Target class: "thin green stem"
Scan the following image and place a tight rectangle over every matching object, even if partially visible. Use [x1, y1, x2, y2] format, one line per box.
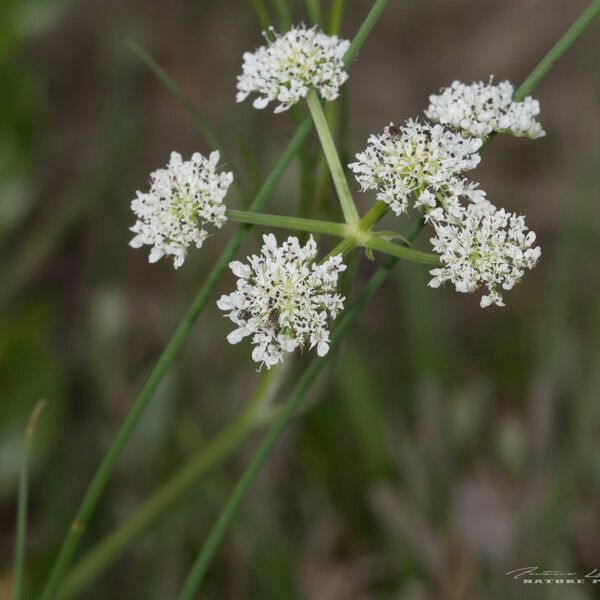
[251, 0, 272, 30]
[341, 0, 388, 68]
[515, 0, 600, 101]
[304, 0, 322, 25]
[306, 90, 359, 223]
[480, 0, 600, 152]
[359, 201, 389, 231]
[128, 41, 220, 150]
[272, 0, 291, 30]
[176, 248, 413, 600]
[14, 400, 46, 600]
[226, 210, 437, 266]
[362, 235, 439, 266]
[288, 104, 317, 241]
[328, 0, 346, 35]
[226, 209, 348, 238]
[326, 200, 391, 259]
[40, 5, 391, 596]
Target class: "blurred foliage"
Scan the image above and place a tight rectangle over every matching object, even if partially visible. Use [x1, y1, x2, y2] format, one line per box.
[1, 0, 600, 599]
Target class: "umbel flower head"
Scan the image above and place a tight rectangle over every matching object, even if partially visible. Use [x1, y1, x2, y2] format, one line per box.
[428, 201, 541, 308]
[236, 24, 350, 113]
[349, 119, 483, 216]
[425, 79, 545, 139]
[217, 234, 346, 369]
[129, 151, 233, 268]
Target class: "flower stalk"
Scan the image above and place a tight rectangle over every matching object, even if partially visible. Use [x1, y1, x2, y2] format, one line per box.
[226, 209, 439, 265]
[306, 90, 360, 224]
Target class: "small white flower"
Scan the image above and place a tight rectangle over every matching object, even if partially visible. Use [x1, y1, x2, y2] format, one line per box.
[428, 201, 541, 308]
[425, 79, 545, 139]
[236, 25, 350, 113]
[218, 234, 346, 368]
[129, 151, 233, 268]
[349, 120, 482, 216]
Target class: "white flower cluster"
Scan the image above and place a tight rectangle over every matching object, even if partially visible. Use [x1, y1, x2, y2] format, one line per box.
[130, 151, 233, 268]
[218, 234, 346, 368]
[349, 120, 483, 216]
[236, 25, 350, 113]
[425, 79, 545, 139]
[429, 201, 541, 308]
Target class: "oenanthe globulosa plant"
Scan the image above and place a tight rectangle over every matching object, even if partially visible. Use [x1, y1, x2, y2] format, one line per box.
[31, 1, 599, 598]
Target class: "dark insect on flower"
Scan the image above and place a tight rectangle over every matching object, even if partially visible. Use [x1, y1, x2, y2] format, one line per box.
[266, 308, 280, 330]
[388, 124, 403, 137]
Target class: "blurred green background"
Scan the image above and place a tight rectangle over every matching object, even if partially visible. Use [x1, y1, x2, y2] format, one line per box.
[1, 0, 599, 598]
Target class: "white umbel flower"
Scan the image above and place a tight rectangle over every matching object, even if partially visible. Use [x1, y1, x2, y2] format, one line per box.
[129, 151, 233, 269]
[425, 79, 545, 139]
[349, 120, 482, 216]
[236, 25, 350, 113]
[218, 234, 346, 368]
[428, 201, 541, 308]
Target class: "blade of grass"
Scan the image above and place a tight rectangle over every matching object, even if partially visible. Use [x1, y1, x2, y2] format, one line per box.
[14, 400, 47, 600]
[40, 4, 392, 596]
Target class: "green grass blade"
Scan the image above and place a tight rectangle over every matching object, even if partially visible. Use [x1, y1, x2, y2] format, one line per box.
[13, 400, 46, 600]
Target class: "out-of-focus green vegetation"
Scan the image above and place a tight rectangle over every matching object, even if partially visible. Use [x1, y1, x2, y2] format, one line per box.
[1, 1, 599, 598]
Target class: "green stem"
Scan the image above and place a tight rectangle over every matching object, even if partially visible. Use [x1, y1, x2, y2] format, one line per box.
[226, 209, 438, 265]
[14, 401, 46, 600]
[59, 369, 283, 599]
[362, 235, 439, 266]
[306, 90, 360, 224]
[250, 0, 272, 30]
[480, 0, 600, 152]
[40, 4, 391, 596]
[514, 0, 600, 101]
[326, 200, 392, 259]
[128, 41, 220, 150]
[226, 209, 348, 238]
[359, 201, 389, 231]
[272, 0, 291, 30]
[341, 0, 389, 68]
[328, 0, 346, 35]
[176, 250, 414, 600]
[304, 0, 322, 25]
